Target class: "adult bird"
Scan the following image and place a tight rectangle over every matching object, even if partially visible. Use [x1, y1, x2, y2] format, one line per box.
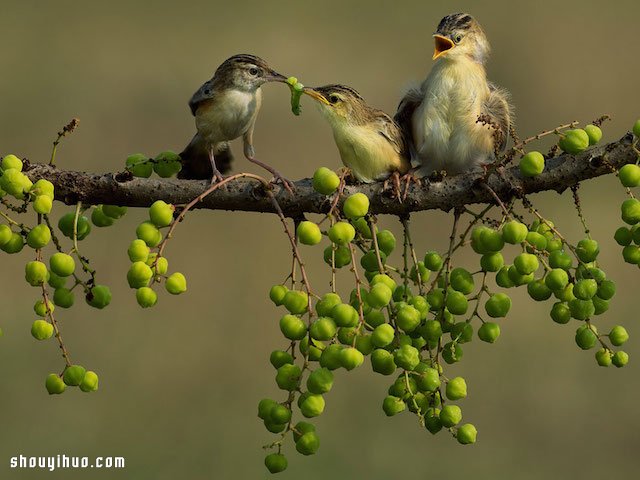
[395, 13, 513, 176]
[178, 54, 293, 191]
[303, 84, 410, 184]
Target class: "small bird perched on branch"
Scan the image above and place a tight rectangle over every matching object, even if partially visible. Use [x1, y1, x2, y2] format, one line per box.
[395, 13, 513, 176]
[303, 84, 410, 183]
[178, 54, 293, 191]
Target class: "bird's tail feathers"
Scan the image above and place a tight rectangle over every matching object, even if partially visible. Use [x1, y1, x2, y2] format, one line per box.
[177, 134, 233, 179]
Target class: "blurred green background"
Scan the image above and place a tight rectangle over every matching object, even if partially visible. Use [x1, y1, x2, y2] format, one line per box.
[1, 0, 639, 478]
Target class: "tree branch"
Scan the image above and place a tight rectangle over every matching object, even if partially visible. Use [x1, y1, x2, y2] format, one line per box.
[22, 134, 636, 217]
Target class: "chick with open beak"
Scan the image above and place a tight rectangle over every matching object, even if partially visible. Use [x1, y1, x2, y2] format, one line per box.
[303, 84, 410, 184]
[395, 13, 513, 176]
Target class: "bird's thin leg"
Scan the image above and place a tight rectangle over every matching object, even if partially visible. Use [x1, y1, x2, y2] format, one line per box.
[243, 141, 294, 194]
[383, 171, 403, 202]
[400, 168, 422, 201]
[209, 146, 225, 184]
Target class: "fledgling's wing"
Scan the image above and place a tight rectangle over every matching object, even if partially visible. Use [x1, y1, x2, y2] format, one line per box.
[373, 109, 411, 173]
[483, 83, 514, 152]
[188, 78, 216, 116]
[394, 87, 423, 160]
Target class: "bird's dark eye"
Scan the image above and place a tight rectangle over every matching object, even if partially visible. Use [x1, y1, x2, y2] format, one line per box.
[454, 33, 464, 43]
[329, 95, 340, 104]
[249, 67, 259, 76]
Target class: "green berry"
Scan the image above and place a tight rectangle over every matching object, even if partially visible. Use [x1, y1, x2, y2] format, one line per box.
[149, 200, 174, 227]
[376, 230, 396, 256]
[382, 396, 406, 416]
[86, 285, 112, 309]
[352, 217, 372, 238]
[558, 129, 589, 154]
[0, 224, 11, 246]
[527, 279, 552, 301]
[91, 205, 115, 227]
[296, 221, 322, 245]
[502, 220, 528, 244]
[525, 231, 547, 253]
[63, 365, 86, 386]
[446, 291, 468, 316]
[315, 293, 341, 316]
[446, 376, 467, 400]
[258, 398, 278, 419]
[79, 371, 99, 392]
[614, 226, 633, 246]
[332, 303, 358, 327]
[495, 266, 515, 288]
[279, 314, 307, 340]
[340, 347, 364, 370]
[415, 368, 440, 392]
[545, 268, 569, 291]
[312, 167, 340, 195]
[292, 421, 315, 443]
[34, 299, 54, 317]
[33, 195, 53, 215]
[31, 320, 54, 340]
[575, 325, 597, 350]
[595, 348, 612, 367]
[269, 350, 294, 369]
[269, 404, 292, 424]
[450, 268, 474, 294]
[367, 283, 392, 309]
[396, 305, 421, 332]
[328, 222, 355, 245]
[309, 317, 337, 341]
[514, 253, 539, 275]
[343, 192, 369, 219]
[425, 410, 443, 434]
[370, 349, 397, 375]
[622, 198, 640, 225]
[264, 453, 288, 474]
[26, 224, 51, 249]
[307, 367, 334, 394]
[508, 265, 534, 286]
[485, 293, 511, 318]
[554, 283, 575, 302]
[166, 271, 187, 294]
[300, 394, 325, 418]
[612, 351, 629, 367]
[424, 251, 443, 271]
[569, 299, 595, 320]
[609, 326, 629, 346]
[584, 124, 602, 145]
[45, 374, 66, 395]
[275, 364, 301, 391]
[479, 228, 505, 253]
[319, 344, 343, 370]
[574, 279, 597, 300]
[548, 250, 573, 270]
[25, 261, 48, 286]
[619, 164, 640, 187]
[457, 423, 478, 445]
[127, 239, 150, 262]
[148, 255, 168, 275]
[126, 153, 153, 178]
[136, 287, 157, 308]
[101, 205, 127, 219]
[153, 151, 182, 177]
[136, 222, 162, 247]
[296, 431, 320, 455]
[0, 168, 30, 198]
[49, 253, 75, 277]
[439, 405, 462, 427]
[634, 119, 640, 138]
[58, 213, 91, 240]
[576, 238, 599, 262]
[372, 323, 395, 348]
[478, 322, 500, 343]
[53, 288, 74, 308]
[360, 250, 384, 272]
[31, 179, 54, 198]
[127, 261, 153, 288]
[323, 245, 351, 268]
[47, 271, 66, 289]
[480, 252, 504, 272]
[2, 154, 22, 171]
[520, 151, 545, 177]
[393, 344, 420, 371]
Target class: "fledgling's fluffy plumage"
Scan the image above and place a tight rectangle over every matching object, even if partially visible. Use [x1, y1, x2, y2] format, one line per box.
[395, 13, 513, 175]
[305, 84, 410, 183]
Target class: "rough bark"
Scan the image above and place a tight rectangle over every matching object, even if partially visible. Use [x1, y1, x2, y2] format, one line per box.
[22, 134, 636, 217]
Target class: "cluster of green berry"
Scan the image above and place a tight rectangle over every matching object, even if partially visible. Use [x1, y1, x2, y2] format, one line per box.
[126, 200, 187, 307]
[614, 120, 640, 269]
[519, 124, 602, 177]
[0, 154, 119, 394]
[125, 151, 182, 178]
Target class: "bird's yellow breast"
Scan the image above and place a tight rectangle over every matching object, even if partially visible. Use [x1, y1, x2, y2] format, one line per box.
[331, 123, 404, 183]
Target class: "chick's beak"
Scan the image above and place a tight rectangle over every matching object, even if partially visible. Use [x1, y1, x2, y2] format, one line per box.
[303, 87, 330, 105]
[266, 70, 288, 83]
[433, 34, 455, 60]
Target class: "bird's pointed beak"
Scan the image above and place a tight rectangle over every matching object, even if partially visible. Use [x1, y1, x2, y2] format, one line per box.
[433, 34, 455, 60]
[303, 87, 330, 105]
[265, 70, 288, 83]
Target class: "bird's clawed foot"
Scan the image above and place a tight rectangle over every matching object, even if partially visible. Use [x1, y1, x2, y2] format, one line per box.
[384, 170, 422, 202]
[270, 172, 295, 195]
[209, 169, 225, 185]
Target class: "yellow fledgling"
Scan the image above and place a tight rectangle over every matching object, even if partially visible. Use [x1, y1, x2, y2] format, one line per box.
[304, 84, 410, 183]
[395, 13, 513, 175]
